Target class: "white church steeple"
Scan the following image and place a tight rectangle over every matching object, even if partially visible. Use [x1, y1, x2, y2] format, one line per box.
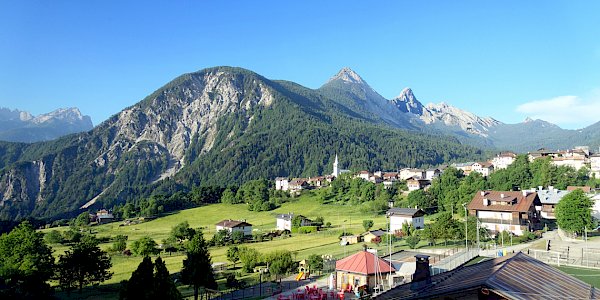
[332, 154, 339, 177]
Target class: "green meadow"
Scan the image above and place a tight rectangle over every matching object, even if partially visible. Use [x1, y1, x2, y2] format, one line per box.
[42, 192, 413, 285]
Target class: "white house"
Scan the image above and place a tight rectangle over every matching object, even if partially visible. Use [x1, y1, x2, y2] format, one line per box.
[276, 213, 293, 231]
[387, 208, 425, 232]
[592, 194, 600, 220]
[275, 177, 289, 191]
[215, 219, 253, 236]
[425, 168, 441, 180]
[399, 168, 425, 180]
[358, 171, 371, 180]
[589, 153, 600, 178]
[276, 213, 311, 231]
[492, 152, 516, 170]
[471, 162, 494, 177]
[406, 177, 431, 192]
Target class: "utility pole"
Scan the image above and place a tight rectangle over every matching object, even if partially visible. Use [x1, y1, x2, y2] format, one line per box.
[476, 218, 480, 253]
[462, 203, 468, 250]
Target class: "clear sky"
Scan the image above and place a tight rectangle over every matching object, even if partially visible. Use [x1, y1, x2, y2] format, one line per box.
[1, 1, 600, 129]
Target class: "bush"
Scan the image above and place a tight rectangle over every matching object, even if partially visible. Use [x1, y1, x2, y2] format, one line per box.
[298, 226, 318, 234]
[405, 235, 421, 249]
[338, 231, 354, 238]
[44, 230, 64, 244]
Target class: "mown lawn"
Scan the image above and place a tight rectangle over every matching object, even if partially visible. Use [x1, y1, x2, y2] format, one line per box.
[555, 266, 600, 288]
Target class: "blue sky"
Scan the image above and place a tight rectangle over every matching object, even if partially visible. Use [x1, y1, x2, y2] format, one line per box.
[1, 1, 600, 129]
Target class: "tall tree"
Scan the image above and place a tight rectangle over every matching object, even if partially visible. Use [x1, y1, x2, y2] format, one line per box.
[556, 189, 594, 235]
[0, 221, 54, 299]
[181, 231, 217, 300]
[56, 235, 113, 293]
[153, 257, 182, 300]
[122, 256, 154, 300]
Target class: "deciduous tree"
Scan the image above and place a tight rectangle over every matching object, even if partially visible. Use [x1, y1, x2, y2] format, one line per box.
[556, 189, 594, 235]
[56, 235, 113, 293]
[0, 221, 54, 299]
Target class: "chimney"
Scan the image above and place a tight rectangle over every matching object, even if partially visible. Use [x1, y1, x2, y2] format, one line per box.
[483, 198, 489, 206]
[411, 255, 431, 289]
[538, 186, 543, 191]
[500, 193, 505, 198]
[549, 186, 554, 191]
[480, 191, 485, 196]
[522, 190, 527, 197]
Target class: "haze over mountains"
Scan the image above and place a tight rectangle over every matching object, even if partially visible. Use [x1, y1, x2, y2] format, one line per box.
[0, 66, 598, 221]
[327, 67, 600, 152]
[0, 107, 93, 143]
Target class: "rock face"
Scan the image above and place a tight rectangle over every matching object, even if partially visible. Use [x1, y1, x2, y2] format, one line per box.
[390, 88, 500, 137]
[0, 107, 93, 142]
[0, 67, 277, 219]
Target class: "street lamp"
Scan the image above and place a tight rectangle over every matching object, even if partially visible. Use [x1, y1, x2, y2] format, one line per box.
[462, 203, 468, 250]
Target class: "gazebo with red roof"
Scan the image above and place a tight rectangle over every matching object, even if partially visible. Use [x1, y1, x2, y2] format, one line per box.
[335, 250, 396, 292]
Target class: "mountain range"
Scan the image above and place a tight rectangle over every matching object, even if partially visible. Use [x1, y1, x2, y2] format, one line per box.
[0, 107, 93, 143]
[0, 66, 598, 221]
[327, 68, 600, 152]
[0, 67, 484, 221]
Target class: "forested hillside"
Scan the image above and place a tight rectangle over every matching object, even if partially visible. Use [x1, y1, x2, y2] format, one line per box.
[0, 67, 483, 221]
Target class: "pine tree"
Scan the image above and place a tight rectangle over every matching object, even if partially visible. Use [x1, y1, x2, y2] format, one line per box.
[153, 257, 182, 300]
[182, 231, 217, 300]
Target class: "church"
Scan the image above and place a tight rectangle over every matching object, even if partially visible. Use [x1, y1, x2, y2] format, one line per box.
[331, 154, 350, 177]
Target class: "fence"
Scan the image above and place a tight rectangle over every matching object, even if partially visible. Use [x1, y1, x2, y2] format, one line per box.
[215, 278, 315, 300]
[524, 248, 600, 269]
[430, 249, 479, 275]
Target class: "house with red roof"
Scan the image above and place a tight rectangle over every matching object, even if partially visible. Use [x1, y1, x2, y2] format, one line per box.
[335, 250, 396, 292]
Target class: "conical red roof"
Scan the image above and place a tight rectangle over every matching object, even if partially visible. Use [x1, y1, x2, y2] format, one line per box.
[336, 251, 396, 275]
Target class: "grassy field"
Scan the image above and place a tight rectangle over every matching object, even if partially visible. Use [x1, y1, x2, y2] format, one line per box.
[555, 266, 600, 288]
[41, 192, 411, 284]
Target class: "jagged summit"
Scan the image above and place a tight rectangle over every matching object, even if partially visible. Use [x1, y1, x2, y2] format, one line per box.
[0, 107, 93, 143]
[391, 87, 424, 115]
[396, 87, 415, 100]
[524, 117, 534, 123]
[327, 67, 365, 84]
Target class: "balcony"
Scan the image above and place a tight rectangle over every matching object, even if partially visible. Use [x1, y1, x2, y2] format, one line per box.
[478, 218, 528, 226]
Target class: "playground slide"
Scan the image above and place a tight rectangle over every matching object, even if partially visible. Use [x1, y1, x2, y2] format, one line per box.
[296, 272, 304, 281]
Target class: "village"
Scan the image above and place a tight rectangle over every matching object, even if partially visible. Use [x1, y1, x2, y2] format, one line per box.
[14, 146, 600, 299]
[207, 147, 600, 299]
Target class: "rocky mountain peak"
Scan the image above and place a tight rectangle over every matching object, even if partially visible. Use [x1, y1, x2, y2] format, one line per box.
[32, 107, 92, 125]
[327, 67, 365, 84]
[524, 117, 534, 123]
[391, 87, 424, 115]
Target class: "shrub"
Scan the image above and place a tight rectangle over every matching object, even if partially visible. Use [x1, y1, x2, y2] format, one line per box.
[298, 226, 318, 234]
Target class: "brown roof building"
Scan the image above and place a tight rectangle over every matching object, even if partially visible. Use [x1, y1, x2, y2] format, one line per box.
[467, 190, 541, 236]
[374, 252, 599, 300]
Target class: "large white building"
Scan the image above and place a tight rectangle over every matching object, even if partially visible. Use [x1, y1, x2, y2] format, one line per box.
[491, 152, 516, 170]
[387, 208, 425, 232]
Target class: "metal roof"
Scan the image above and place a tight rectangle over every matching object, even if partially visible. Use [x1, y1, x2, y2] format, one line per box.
[374, 252, 599, 300]
[537, 189, 571, 204]
[387, 208, 424, 217]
